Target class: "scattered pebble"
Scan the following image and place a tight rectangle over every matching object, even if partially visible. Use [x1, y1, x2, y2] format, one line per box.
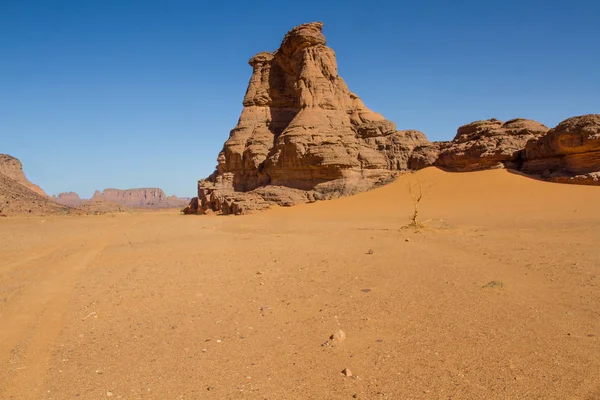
[405, 238, 410, 242]
[95, 369, 103, 374]
[331, 329, 346, 342]
[366, 249, 374, 255]
[106, 392, 113, 397]
[361, 289, 372, 293]
[342, 368, 352, 377]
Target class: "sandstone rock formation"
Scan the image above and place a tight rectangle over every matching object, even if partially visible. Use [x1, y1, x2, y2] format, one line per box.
[434, 118, 549, 172]
[522, 114, 600, 185]
[0, 154, 47, 196]
[188, 23, 599, 216]
[197, 22, 430, 214]
[408, 115, 600, 186]
[91, 188, 189, 208]
[0, 155, 74, 216]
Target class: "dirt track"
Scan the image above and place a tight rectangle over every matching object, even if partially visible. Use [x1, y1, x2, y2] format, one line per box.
[1, 168, 599, 399]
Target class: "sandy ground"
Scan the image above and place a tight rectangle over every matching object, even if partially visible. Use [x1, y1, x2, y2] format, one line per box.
[1, 167, 599, 399]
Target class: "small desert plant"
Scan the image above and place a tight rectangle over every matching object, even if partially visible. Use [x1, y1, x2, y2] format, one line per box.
[405, 177, 426, 230]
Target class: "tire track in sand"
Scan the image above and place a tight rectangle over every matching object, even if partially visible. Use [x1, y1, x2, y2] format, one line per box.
[0, 223, 123, 399]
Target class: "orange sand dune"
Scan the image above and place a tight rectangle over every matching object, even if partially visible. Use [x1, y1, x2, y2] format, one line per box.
[1, 168, 599, 399]
[274, 167, 600, 224]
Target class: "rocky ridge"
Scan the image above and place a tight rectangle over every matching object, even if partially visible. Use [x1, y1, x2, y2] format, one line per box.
[187, 22, 599, 215]
[90, 188, 189, 208]
[434, 118, 549, 172]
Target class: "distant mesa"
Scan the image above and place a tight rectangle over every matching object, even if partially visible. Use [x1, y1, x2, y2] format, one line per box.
[53, 192, 83, 207]
[90, 188, 190, 208]
[186, 21, 600, 215]
[55, 188, 190, 209]
[0, 153, 189, 216]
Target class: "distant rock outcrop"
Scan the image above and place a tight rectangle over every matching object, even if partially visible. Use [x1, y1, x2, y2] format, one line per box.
[197, 22, 431, 214]
[53, 192, 83, 207]
[0, 155, 74, 216]
[0, 154, 48, 196]
[91, 188, 189, 208]
[434, 118, 549, 171]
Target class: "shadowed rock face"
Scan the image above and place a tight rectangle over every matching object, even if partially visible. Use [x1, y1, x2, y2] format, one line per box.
[522, 114, 600, 184]
[0, 154, 47, 196]
[198, 22, 430, 214]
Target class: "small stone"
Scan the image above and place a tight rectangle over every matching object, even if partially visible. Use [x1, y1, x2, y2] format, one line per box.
[256, 271, 263, 275]
[331, 329, 346, 342]
[405, 238, 410, 242]
[207, 386, 216, 391]
[216, 339, 222, 343]
[361, 288, 371, 293]
[95, 369, 103, 374]
[366, 249, 374, 255]
[106, 392, 113, 397]
[342, 368, 352, 377]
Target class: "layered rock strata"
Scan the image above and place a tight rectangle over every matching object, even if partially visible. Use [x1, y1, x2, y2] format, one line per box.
[0, 154, 47, 196]
[197, 22, 430, 214]
[435, 118, 549, 171]
[521, 114, 600, 185]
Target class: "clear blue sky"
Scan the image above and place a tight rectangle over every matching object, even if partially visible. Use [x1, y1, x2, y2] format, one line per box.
[2, 0, 598, 197]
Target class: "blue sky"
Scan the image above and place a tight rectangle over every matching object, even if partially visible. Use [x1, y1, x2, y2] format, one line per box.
[1, 0, 598, 197]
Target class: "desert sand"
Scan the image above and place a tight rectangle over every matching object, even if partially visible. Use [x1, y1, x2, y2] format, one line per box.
[1, 168, 599, 399]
